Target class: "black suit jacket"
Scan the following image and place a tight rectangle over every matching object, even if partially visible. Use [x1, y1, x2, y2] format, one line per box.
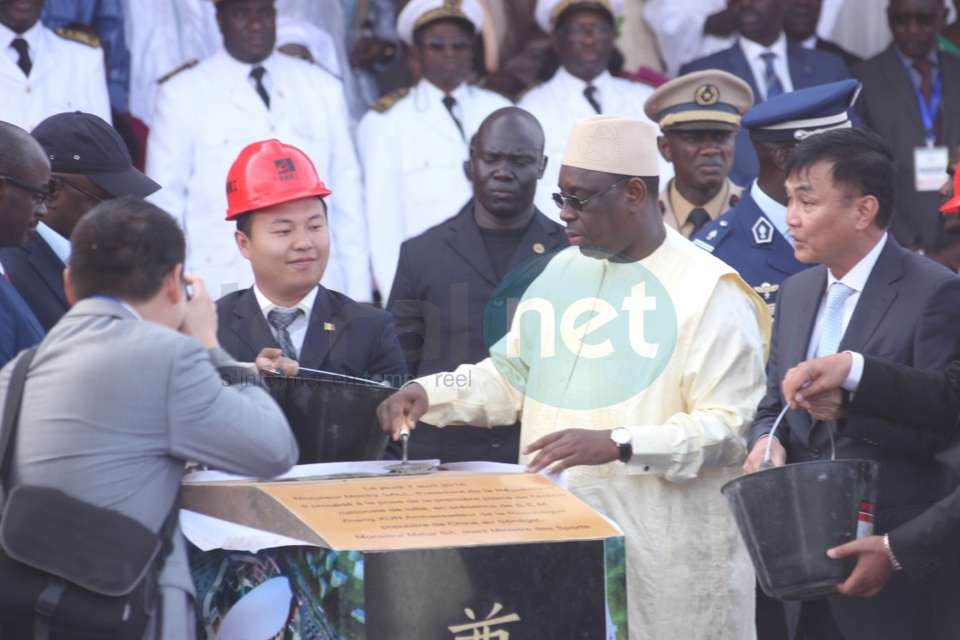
[852, 46, 960, 251]
[0, 232, 70, 331]
[387, 203, 567, 463]
[217, 285, 407, 385]
[680, 39, 852, 185]
[750, 237, 960, 640]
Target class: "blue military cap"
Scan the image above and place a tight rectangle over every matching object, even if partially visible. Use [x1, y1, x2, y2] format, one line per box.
[742, 79, 861, 143]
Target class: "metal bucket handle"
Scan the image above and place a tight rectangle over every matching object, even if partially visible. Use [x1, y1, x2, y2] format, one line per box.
[761, 386, 835, 469]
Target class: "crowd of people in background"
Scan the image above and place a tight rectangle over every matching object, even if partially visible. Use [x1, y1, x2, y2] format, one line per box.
[5, 0, 960, 639]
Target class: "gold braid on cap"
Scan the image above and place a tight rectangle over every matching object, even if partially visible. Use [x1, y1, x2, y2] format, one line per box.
[414, 0, 469, 30]
[550, 0, 614, 30]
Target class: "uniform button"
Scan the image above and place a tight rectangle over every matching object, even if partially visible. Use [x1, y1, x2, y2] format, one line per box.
[25, 86, 31, 94]
[491, 439, 501, 448]
[493, 297, 504, 307]
[810, 448, 821, 459]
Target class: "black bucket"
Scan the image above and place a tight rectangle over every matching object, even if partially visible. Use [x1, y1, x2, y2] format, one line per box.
[721, 459, 879, 601]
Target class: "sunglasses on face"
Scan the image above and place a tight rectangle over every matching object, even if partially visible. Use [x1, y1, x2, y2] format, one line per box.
[0, 175, 51, 206]
[552, 177, 631, 212]
[555, 25, 615, 41]
[889, 12, 939, 26]
[423, 38, 472, 52]
[52, 176, 106, 203]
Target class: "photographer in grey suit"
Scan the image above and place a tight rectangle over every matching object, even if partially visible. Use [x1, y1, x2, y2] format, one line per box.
[0, 197, 298, 639]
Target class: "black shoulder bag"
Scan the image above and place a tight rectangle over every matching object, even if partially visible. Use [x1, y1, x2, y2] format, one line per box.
[0, 347, 181, 640]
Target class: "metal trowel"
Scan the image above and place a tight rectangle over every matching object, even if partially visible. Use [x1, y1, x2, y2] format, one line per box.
[385, 427, 435, 475]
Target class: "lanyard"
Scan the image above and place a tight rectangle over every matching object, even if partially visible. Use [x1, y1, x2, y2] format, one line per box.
[900, 54, 943, 145]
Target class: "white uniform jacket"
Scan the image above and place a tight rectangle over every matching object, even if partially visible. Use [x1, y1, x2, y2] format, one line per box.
[356, 78, 510, 298]
[146, 48, 371, 301]
[519, 67, 673, 219]
[0, 21, 111, 131]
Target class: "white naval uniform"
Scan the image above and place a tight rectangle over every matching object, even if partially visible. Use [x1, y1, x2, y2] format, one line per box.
[356, 78, 511, 298]
[146, 48, 371, 301]
[519, 67, 674, 220]
[0, 21, 111, 132]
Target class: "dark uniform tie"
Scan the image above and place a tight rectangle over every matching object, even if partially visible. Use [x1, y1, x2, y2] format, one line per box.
[688, 207, 711, 236]
[268, 308, 303, 359]
[442, 95, 465, 140]
[11, 37, 31, 77]
[584, 85, 602, 114]
[250, 66, 270, 109]
[760, 52, 783, 99]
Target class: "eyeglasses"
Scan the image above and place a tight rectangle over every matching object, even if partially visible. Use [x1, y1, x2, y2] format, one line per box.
[889, 12, 939, 26]
[556, 25, 615, 41]
[0, 175, 51, 206]
[52, 176, 107, 203]
[552, 177, 631, 212]
[422, 38, 472, 52]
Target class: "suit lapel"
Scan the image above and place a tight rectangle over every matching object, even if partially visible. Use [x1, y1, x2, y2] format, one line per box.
[786, 43, 817, 89]
[507, 209, 565, 271]
[26, 234, 68, 307]
[444, 202, 500, 287]
[229, 288, 278, 358]
[838, 239, 901, 353]
[298, 287, 340, 369]
[879, 45, 926, 125]
[788, 267, 828, 369]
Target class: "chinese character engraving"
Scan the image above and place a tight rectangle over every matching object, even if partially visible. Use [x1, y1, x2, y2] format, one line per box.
[448, 603, 521, 640]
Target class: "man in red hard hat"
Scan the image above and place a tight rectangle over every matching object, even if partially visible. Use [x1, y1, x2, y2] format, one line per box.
[216, 139, 407, 388]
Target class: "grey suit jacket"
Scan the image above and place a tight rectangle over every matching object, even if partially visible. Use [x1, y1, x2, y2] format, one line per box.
[749, 236, 960, 639]
[852, 46, 960, 251]
[0, 298, 298, 637]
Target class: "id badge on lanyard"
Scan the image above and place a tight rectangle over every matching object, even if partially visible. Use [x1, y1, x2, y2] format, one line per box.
[907, 56, 949, 191]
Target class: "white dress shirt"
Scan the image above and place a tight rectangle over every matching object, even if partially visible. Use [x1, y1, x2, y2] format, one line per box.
[739, 33, 794, 100]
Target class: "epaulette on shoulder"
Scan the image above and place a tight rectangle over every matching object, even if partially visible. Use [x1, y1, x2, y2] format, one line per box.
[157, 59, 199, 84]
[370, 87, 410, 113]
[692, 219, 733, 254]
[54, 27, 101, 48]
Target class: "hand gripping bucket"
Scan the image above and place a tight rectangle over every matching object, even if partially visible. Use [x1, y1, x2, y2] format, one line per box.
[721, 405, 880, 600]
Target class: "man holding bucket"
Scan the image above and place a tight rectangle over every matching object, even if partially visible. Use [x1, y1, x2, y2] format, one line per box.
[743, 127, 960, 640]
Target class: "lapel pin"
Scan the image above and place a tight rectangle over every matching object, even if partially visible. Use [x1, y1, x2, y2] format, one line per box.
[533, 242, 545, 254]
[323, 322, 336, 331]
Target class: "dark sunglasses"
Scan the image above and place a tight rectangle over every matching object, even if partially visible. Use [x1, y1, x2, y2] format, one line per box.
[555, 25, 615, 41]
[552, 177, 631, 212]
[0, 175, 51, 206]
[52, 176, 106, 203]
[889, 12, 939, 26]
[423, 38, 472, 52]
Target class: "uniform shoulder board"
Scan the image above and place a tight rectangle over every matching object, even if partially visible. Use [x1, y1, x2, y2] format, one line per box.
[370, 87, 410, 113]
[54, 27, 101, 48]
[157, 59, 199, 84]
[692, 218, 733, 253]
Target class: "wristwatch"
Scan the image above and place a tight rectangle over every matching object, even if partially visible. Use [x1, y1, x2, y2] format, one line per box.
[610, 427, 633, 463]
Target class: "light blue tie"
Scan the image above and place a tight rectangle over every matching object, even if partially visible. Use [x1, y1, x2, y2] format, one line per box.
[815, 282, 855, 358]
[760, 51, 784, 99]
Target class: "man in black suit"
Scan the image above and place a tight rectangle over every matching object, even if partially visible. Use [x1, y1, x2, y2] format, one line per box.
[216, 138, 406, 387]
[783, 0, 862, 69]
[0, 111, 160, 331]
[387, 107, 566, 463]
[743, 127, 960, 640]
[851, 0, 960, 254]
[680, 0, 851, 185]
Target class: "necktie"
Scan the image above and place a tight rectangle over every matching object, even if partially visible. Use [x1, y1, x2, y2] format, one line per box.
[760, 52, 783, 100]
[913, 59, 934, 103]
[688, 208, 711, 236]
[584, 85, 602, 114]
[250, 66, 270, 109]
[814, 282, 855, 358]
[442, 95, 465, 140]
[11, 37, 31, 77]
[268, 308, 304, 359]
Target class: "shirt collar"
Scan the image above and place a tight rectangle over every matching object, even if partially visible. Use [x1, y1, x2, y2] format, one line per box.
[417, 76, 467, 101]
[36, 222, 70, 264]
[668, 179, 732, 229]
[0, 20, 40, 53]
[253, 283, 316, 319]
[554, 66, 612, 92]
[219, 46, 276, 77]
[827, 232, 888, 291]
[749, 181, 790, 240]
[893, 44, 939, 70]
[739, 32, 788, 63]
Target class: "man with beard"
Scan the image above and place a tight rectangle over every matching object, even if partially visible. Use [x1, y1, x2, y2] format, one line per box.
[644, 70, 754, 238]
[387, 107, 567, 463]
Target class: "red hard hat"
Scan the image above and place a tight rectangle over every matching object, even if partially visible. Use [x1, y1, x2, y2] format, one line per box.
[225, 139, 332, 220]
[941, 171, 960, 214]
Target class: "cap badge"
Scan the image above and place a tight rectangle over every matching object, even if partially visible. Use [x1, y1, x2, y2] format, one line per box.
[751, 217, 774, 245]
[695, 84, 720, 107]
